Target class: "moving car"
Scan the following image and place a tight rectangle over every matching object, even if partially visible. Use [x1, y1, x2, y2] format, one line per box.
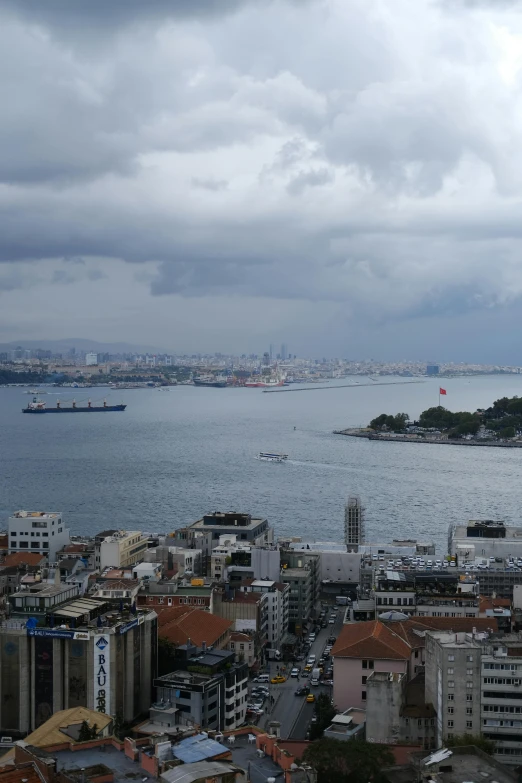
[271, 675, 286, 684]
[290, 667, 300, 678]
[306, 694, 315, 703]
[295, 686, 309, 696]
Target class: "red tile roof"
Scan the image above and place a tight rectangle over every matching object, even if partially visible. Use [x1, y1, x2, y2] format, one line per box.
[159, 608, 232, 647]
[479, 596, 511, 613]
[331, 620, 411, 660]
[332, 617, 498, 659]
[2, 553, 46, 567]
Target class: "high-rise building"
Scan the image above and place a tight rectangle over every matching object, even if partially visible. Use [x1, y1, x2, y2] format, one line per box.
[85, 353, 98, 366]
[281, 343, 287, 361]
[426, 364, 440, 375]
[344, 496, 365, 552]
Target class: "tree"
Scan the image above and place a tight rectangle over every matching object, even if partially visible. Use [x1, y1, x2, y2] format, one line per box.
[309, 692, 336, 740]
[78, 720, 98, 741]
[499, 426, 515, 439]
[446, 733, 495, 755]
[369, 412, 409, 432]
[301, 738, 394, 783]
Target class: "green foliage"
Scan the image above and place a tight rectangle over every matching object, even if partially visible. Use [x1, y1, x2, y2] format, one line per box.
[369, 412, 409, 432]
[418, 406, 478, 431]
[446, 733, 495, 755]
[301, 738, 394, 783]
[78, 720, 98, 741]
[0, 369, 45, 385]
[499, 426, 515, 439]
[158, 636, 177, 676]
[309, 692, 337, 740]
[113, 711, 129, 741]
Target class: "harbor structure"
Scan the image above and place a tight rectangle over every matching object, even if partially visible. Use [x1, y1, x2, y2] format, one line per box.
[8, 511, 71, 563]
[344, 496, 365, 552]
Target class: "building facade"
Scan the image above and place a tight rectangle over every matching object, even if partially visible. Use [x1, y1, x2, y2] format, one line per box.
[8, 511, 71, 562]
[0, 609, 157, 734]
[95, 530, 149, 570]
[249, 580, 290, 652]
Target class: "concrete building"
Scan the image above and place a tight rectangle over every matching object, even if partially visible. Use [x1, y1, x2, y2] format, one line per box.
[280, 567, 313, 635]
[213, 586, 268, 649]
[366, 670, 436, 749]
[344, 496, 365, 552]
[154, 646, 248, 731]
[249, 580, 290, 651]
[287, 541, 361, 585]
[449, 520, 522, 561]
[324, 708, 366, 741]
[8, 511, 71, 562]
[481, 636, 522, 764]
[210, 537, 280, 584]
[0, 605, 157, 734]
[95, 530, 148, 570]
[375, 572, 480, 618]
[424, 630, 483, 747]
[85, 352, 98, 365]
[138, 581, 214, 613]
[170, 512, 274, 574]
[229, 631, 255, 668]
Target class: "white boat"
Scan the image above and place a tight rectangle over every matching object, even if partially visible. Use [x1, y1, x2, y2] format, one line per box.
[257, 452, 289, 462]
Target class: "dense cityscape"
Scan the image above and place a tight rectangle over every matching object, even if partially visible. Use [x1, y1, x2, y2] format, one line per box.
[0, 502, 521, 781]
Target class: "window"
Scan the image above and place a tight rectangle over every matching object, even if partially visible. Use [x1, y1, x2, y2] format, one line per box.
[466, 682, 473, 689]
[448, 655, 455, 662]
[466, 694, 473, 702]
[447, 694, 454, 701]
[467, 655, 473, 662]
[448, 681, 455, 688]
[466, 721, 473, 729]
[362, 661, 367, 669]
[19, 542, 28, 549]
[466, 669, 473, 675]
[466, 707, 473, 715]
[447, 668, 454, 675]
[447, 720, 454, 728]
[368, 660, 374, 669]
[42, 543, 48, 549]
[362, 691, 366, 701]
[447, 733, 454, 740]
[362, 676, 367, 685]
[448, 707, 454, 714]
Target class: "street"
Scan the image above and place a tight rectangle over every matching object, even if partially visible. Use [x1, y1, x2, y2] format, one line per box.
[254, 604, 345, 740]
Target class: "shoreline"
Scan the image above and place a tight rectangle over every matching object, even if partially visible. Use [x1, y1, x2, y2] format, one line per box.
[333, 428, 522, 448]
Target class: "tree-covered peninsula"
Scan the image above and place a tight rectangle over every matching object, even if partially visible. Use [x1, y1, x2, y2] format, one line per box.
[369, 395, 522, 440]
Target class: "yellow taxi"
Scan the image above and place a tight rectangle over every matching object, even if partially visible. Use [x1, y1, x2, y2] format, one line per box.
[306, 693, 315, 703]
[303, 664, 312, 673]
[271, 675, 286, 684]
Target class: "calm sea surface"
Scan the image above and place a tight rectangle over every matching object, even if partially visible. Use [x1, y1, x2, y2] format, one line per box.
[2, 376, 522, 555]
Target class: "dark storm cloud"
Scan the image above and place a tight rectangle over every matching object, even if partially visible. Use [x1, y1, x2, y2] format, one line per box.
[2, 0, 522, 354]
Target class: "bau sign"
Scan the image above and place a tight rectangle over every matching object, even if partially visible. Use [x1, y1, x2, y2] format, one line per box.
[93, 635, 110, 714]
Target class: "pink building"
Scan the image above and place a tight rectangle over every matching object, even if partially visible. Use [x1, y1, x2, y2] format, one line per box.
[332, 620, 410, 710]
[331, 616, 497, 712]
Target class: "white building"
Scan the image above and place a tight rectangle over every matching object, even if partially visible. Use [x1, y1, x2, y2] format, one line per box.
[288, 541, 361, 583]
[95, 530, 148, 569]
[85, 352, 98, 366]
[449, 520, 522, 561]
[210, 536, 280, 583]
[249, 579, 290, 650]
[8, 510, 71, 562]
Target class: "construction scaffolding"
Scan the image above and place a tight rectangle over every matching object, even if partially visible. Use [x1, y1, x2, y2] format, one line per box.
[344, 495, 365, 552]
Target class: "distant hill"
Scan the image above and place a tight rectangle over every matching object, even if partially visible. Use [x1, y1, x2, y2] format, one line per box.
[0, 338, 168, 354]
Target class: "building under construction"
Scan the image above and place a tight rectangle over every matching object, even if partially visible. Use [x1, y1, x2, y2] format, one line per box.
[344, 496, 365, 552]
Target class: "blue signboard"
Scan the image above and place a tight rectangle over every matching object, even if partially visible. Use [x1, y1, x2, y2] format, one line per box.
[27, 628, 89, 640]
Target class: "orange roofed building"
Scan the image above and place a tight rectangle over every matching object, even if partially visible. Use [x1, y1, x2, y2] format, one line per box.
[158, 606, 232, 649]
[332, 616, 497, 711]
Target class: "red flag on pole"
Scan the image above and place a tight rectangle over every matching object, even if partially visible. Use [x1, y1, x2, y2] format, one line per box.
[439, 388, 447, 395]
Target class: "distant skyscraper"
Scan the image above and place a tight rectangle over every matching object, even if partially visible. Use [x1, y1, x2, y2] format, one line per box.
[269, 344, 274, 362]
[281, 343, 287, 361]
[85, 352, 98, 366]
[344, 496, 365, 552]
[426, 364, 440, 376]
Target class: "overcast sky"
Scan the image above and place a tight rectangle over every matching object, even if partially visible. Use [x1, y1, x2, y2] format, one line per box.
[2, 0, 522, 360]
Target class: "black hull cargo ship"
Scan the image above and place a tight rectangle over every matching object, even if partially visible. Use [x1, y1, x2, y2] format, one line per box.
[23, 397, 126, 413]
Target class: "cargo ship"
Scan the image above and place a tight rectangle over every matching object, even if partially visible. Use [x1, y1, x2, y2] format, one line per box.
[245, 375, 285, 388]
[23, 397, 126, 413]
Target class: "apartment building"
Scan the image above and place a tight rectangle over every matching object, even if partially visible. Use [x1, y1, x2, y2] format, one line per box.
[249, 579, 290, 651]
[424, 631, 482, 747]
[375, 572, 480, 618]
[210, 537, 280, 584]
[95, 530, 148, 569]
[449, 520, 522, 561]
[481, 637, 522, 764]
[8, 511, 71, 562]
[154, 646, 248, 731]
